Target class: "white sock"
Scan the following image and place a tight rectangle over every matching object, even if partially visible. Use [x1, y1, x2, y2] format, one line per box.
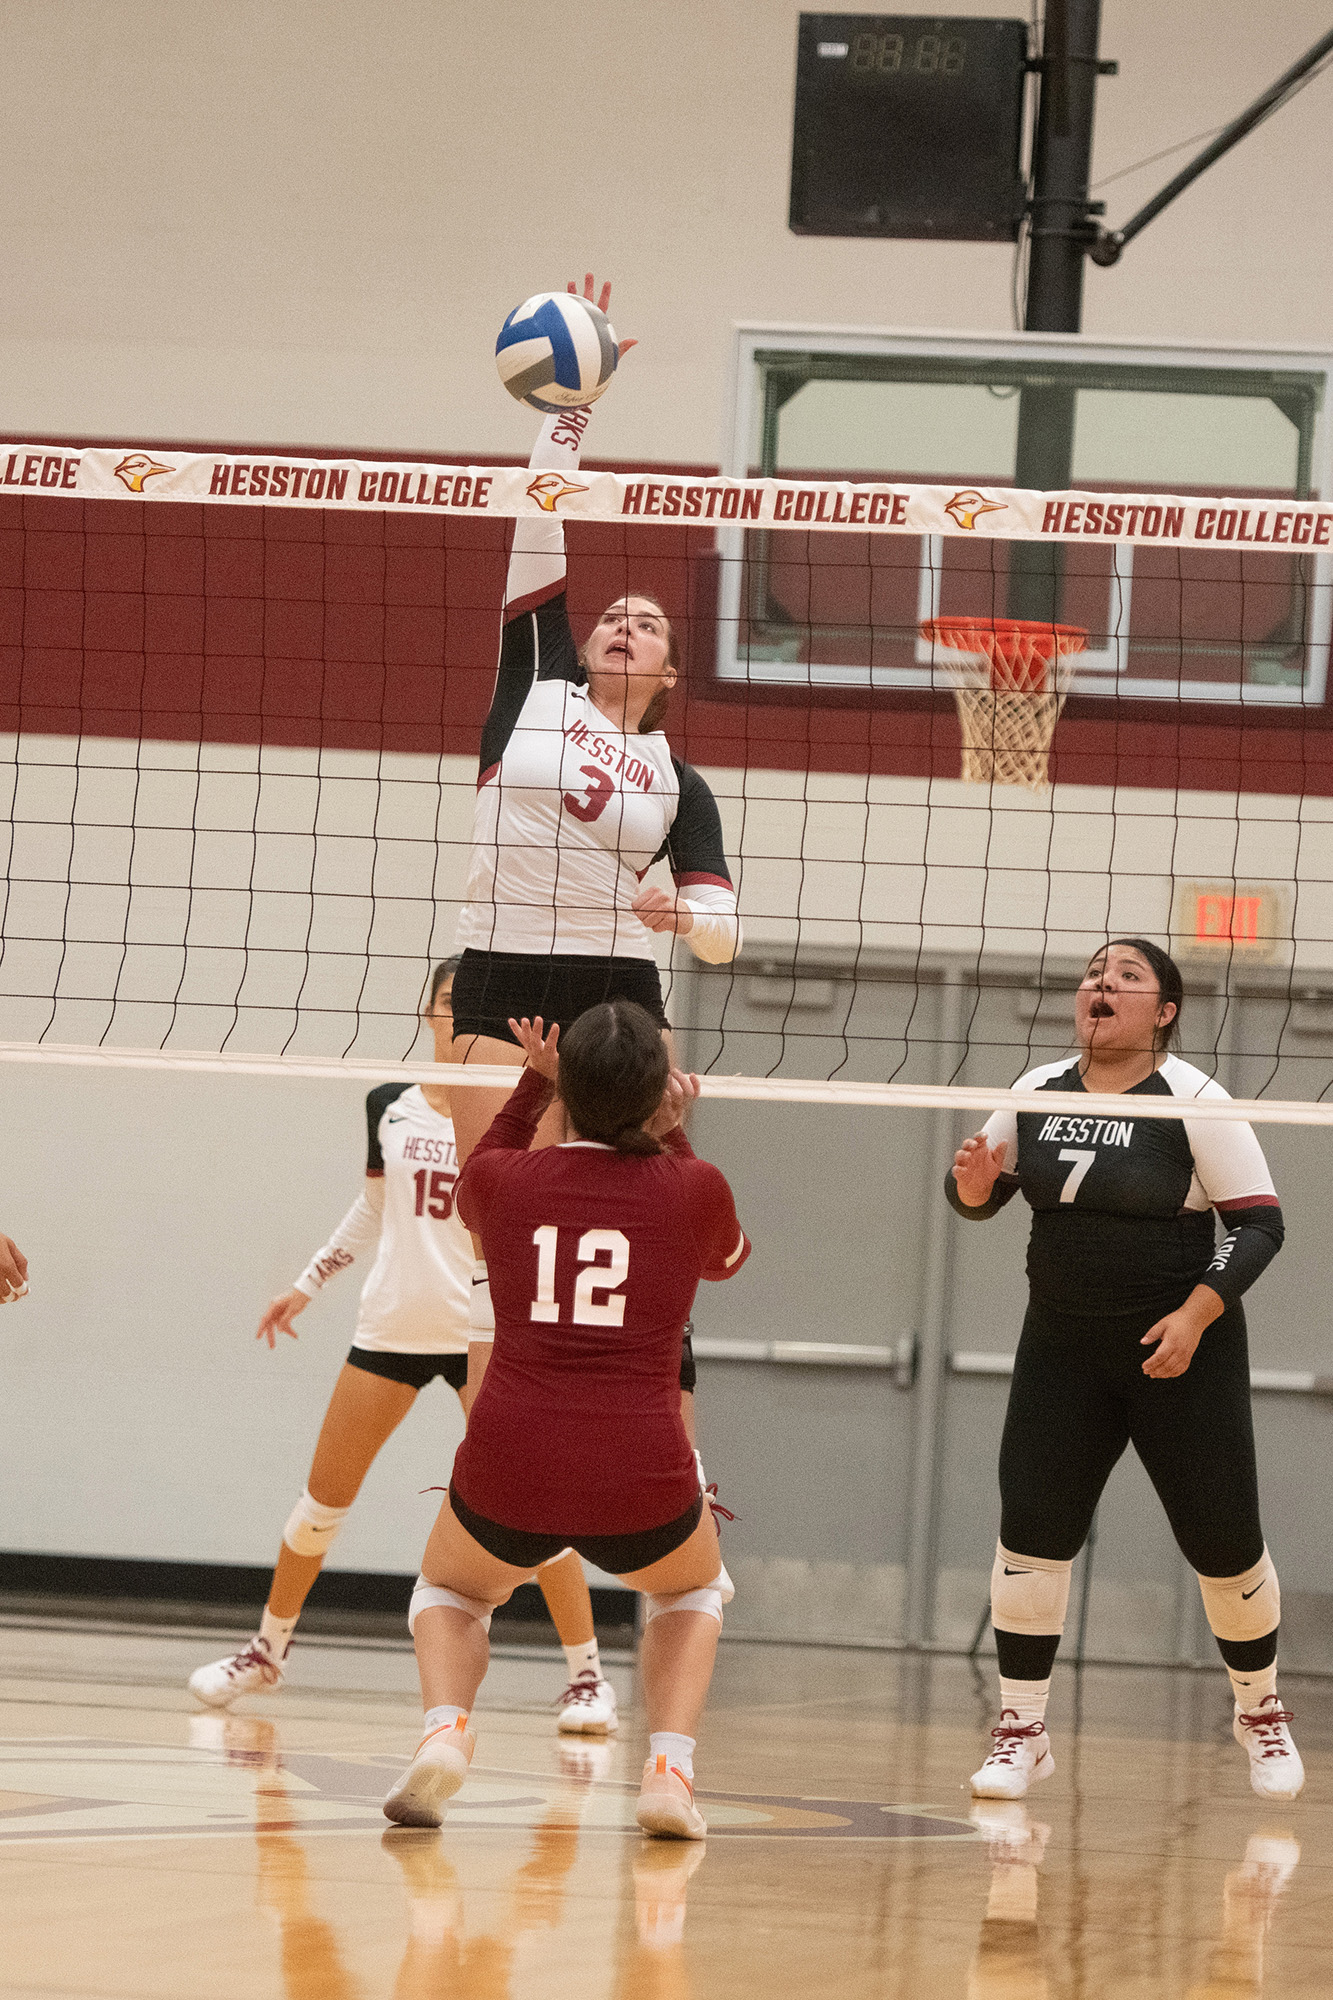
[563, 1638, 601, 1681]
[649, 1731, 695, 1779]
[422, 1703, 468, 1738]
[1228, 1660, 1279, 1709]
[999, 1676, 1051, 1728]
[259, 1608, 298, 1660]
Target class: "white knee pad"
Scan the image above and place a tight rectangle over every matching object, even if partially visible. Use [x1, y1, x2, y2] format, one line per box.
[1198, 1546, 1280, 1643]
[990, 1542, 1074, 1636]
[282, 1489, 351, 1559]
[644, 1563, 734, 1627]
[408, 1575, 495, 1638]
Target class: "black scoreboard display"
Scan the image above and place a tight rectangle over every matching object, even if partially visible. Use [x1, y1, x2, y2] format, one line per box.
[789, 15, 1028, 241]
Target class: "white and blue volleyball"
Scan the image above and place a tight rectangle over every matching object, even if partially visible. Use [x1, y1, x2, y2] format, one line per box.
[495, 291, 618, 412]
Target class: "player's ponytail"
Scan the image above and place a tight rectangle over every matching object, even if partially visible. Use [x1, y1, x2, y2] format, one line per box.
[1103, 937, 1184, 1049]
[557, 1000, 671, 1155]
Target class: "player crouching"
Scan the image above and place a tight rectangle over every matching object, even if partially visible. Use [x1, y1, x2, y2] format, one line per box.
[383, 1003, 750, 1838]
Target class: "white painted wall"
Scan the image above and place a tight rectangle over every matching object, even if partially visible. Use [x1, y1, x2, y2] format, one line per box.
[0, 2, 1329, 463]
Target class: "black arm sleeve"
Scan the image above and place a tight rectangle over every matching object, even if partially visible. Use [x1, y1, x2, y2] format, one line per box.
[478, 592, 583, 776]
[365, 1081, 410, 1174]
[945, 1169, 1021, 1221]
[1204, 1202, 1285, 1307]
[652, 759, 734, 884]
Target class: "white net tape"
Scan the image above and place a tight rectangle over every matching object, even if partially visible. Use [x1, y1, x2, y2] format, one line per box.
[1, 1040, 1331, 1124]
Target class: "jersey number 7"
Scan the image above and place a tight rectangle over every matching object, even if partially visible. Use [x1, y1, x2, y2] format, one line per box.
[1057, 1148, 1096, 1202]
[530, 1224, 630, 1326]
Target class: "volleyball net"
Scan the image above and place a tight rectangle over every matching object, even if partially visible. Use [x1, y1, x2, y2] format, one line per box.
[2, 439, 1331, 1118]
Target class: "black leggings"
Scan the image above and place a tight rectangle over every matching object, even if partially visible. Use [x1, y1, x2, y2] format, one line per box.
[1000, 1295, 1264, 1576]
[996, 1296, 1270, 1680]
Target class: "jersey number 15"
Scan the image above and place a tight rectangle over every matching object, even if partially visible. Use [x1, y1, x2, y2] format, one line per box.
[530, 1224, 630, 1326]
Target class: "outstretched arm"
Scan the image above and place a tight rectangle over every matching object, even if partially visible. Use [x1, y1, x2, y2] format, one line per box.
[481, 275, 632, 777]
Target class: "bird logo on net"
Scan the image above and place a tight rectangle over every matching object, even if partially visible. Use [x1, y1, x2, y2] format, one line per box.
[113, 453, 174, 494]
[525, 472, 589, 514]
[945, 489, 1006, 531]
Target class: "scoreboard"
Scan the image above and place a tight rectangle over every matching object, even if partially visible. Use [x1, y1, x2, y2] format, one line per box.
[789, 14, 1029, 241]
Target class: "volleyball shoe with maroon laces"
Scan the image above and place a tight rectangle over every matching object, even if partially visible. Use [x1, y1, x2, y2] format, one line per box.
[636, 1753, 707, 1840]
[1234, 1695, 1305, 1800]
[970, 1713, 1055, 1800]
[188, 1636, 285, 1709]
[383, 1715, 476, 1827]
[556, 1670, 619, 1735]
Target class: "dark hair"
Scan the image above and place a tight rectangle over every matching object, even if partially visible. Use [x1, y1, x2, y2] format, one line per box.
[428, 956, 461, 1009]
[557, 999, 669, 1155]
[1091, 938, 1183, 1050]
[578, 595, 680, 735]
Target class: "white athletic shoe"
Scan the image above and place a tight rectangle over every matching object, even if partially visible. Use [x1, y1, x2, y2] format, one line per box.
[970, 1713, 1055, 1800]
[556, 1671, 619, 1735]
[636, 1753, 707, 1840]
[1234, 1696, 1305, 1800]
[188, 1636, 285, 1709]
[383, 1717, 476, 1828]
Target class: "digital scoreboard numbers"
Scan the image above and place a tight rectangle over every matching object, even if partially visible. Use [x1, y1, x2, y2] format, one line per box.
[789, 15, 1028, 241]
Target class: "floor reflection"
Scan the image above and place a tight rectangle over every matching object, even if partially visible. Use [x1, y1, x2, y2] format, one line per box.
[1186, 1832, 1301, 2000]
[199, 1716, 706, 2000]
[963, 1792, 1301, 2000]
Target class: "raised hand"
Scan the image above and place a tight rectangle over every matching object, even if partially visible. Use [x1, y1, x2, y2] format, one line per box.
[508, 1014, 561, 1079]
[646, 1067, 701, 1140]
[568, 274, 637, 354]
[257, 1287, 309, 1349]
[951, 1132, 1008, 1207]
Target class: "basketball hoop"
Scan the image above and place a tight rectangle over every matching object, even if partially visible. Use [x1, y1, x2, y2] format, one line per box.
[920, 616, 1089, 793]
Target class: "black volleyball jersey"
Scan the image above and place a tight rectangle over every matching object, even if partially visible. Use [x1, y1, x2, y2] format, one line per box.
[946, 1055, 1283, 1318]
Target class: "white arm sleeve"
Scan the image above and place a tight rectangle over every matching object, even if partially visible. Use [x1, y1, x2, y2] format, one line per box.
[680, 882, 742, 964]
[1176, 1079, 1278, 1206]
[293, 1177, 386, 1297]
[504, 410, 587, 606]
[979, 1103, 1019, 1170]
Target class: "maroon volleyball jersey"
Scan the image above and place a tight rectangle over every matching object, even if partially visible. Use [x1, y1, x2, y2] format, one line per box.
[453, 1067, 750, 1535]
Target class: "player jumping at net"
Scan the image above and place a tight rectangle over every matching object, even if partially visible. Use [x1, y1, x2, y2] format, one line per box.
[188, 960, 618, 1733]
[448, 278, 740, 1331]
[383, 1002, 749, 1840]
[948, 938, 1301, 1803]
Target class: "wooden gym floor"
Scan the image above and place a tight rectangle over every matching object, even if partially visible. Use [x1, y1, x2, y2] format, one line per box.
[0, 1617, 1329, 1998]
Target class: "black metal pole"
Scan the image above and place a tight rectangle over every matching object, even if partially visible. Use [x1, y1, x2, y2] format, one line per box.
[1008, 0, 1104, 623]
[1092, 25, 1333, 265]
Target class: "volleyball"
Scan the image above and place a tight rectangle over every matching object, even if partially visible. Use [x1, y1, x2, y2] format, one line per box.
[495, 290, 618, 412]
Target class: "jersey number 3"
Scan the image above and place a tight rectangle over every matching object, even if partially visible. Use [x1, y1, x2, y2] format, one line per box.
[530, 1224, 630, 1326]
[563, 764, 614, 824]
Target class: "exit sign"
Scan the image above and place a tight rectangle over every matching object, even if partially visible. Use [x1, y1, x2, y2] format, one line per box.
[1172, 882, 1290, 963]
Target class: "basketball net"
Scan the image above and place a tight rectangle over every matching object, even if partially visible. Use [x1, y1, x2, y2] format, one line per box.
[920, 617, 1089, 793]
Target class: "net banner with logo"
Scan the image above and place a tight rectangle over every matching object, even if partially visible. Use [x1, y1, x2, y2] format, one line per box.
[2, 443, 1327, 553]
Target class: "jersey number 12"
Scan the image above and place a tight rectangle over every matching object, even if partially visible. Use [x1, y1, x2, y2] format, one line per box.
[530, 1224, 630, 1326]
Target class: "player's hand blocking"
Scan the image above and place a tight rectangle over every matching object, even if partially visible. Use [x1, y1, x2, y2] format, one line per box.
[508, 1015, 560, 1079]
[952, 1133, 1008, 1207]
[646, 1067, 701, 1142]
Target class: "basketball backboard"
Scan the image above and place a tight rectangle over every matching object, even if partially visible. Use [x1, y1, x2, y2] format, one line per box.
[716, 327, 1333, 705]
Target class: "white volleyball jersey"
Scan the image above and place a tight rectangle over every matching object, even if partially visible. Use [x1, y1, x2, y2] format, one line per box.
[454, 409, 739, 963]
[353, 1084, 471, 1353]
